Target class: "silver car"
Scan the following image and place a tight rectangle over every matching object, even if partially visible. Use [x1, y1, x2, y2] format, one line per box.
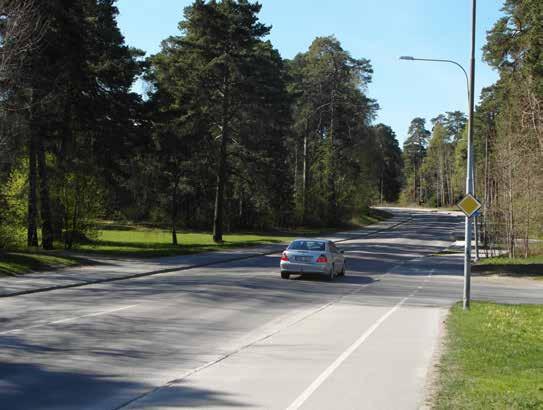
[280, 239, 346, 281]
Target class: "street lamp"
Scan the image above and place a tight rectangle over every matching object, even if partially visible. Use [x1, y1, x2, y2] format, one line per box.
[398, 56, 478, 245]
[399, 0, 477, 310]
[399, 56, 470, 98]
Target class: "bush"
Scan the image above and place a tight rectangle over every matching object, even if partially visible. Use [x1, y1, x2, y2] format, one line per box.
[0, 164, 27, 248]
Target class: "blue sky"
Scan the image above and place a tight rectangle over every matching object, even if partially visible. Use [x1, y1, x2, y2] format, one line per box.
[116, 0, 503, 145]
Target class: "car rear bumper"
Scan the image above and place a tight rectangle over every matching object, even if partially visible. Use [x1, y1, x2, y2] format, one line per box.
[280, 261, 330, 275]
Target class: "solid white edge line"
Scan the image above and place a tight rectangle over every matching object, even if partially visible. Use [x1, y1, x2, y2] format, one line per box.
[286, 296, 409, 410]
[286, 266, 436, 409]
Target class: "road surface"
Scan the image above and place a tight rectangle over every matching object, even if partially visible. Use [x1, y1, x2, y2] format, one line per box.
[1, 209, 541, 409]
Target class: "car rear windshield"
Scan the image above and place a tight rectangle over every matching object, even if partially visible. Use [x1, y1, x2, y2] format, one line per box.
[288, 240, 326, 251]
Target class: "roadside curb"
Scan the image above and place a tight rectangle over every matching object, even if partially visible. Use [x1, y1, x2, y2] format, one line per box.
[0, 216, 413, 298]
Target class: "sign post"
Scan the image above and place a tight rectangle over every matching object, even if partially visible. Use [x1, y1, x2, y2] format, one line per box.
[461, 0, 478, 310]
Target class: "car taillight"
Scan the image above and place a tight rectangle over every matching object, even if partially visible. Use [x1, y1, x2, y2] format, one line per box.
[281, 252, 289, 261]
[316, 255, 328, 263]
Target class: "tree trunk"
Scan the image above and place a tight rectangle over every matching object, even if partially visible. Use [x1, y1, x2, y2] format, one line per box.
[37, 130, 54, 250]
[380, 171, 384, 205]
[327, 89, 337, 225]
[508, 139, 514, 257]
[418, 162, 423, 204]
[524, 173, 530, 258]
[238, 192, 243, 225]
[302, 129, 308, 224]
[213, 74, 230, 243]
[293, 140, 298, 200]
[413, 162, 420, 204]
[27, 118, 39, 248]
[483, 129, 490, 256]
[66, 188, 79, 250]
[171, 182, 178, 246]
[435, 177, 440, 207]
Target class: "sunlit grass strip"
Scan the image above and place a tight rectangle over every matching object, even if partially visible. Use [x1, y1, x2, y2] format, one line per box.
[474, 255, 543, 280]
[477, 255, 543, 266]
[71, 230, 295, 257]
[434, 302, 543, 409]
[1, 209, 392, 272]
[0, 252, 80, 276]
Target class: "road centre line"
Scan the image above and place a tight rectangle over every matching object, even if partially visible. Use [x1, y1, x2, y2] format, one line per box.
[0, 305, 138, 335]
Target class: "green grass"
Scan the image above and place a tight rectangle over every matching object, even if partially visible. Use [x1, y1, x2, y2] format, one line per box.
[77, 208, 391, 258]
[0, 252, 82, 276]
[75, 230, 296, 257]
[0, 208, 392, 274]
[477, 255, 543, 266]
[474, 255, 543, 280]
[356, 208, 391, 225]
[434, 302, 543, 410]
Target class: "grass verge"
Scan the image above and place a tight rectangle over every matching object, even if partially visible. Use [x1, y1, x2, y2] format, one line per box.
[76, 208, 392, 258]
[0, 208, 392, 275]
[473, 255, 543, 280]
[0, 252, 83, 277]
[434, 302, 543, 409]
[75, 231, 295, 257]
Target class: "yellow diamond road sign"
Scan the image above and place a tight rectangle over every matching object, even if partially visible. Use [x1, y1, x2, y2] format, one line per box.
[457, 194, 482, 218]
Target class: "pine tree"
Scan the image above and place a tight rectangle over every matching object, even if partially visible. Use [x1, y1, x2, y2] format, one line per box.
[402, 118, 430, 204]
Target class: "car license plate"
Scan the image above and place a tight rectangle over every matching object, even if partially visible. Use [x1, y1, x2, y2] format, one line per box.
[295, 256, 312, 262]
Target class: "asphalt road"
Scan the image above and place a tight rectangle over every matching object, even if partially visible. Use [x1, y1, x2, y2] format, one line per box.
[1, 209, 541, 410]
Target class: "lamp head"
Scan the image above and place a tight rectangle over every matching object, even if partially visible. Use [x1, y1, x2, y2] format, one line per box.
[399, 56, 415, 60]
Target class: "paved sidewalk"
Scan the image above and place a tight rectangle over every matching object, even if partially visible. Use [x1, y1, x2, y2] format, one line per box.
[0, 212, 411, 298]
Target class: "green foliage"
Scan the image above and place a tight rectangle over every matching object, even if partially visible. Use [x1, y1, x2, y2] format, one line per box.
[372, 124, 403, 203]
[287, 36, 381, 225]
[403, 111, 470, 208]
[0, 0, 404, 251]
[2, 0, 147, 250]
[0, 163, 27, 248]
[401, 117, 430, 204]
[471, 0, 543, 256]
[57, 172, 105, 248]
[147, 0, 292, 239]
[420, 122, 458, 207]
[484, 0, 543, 97]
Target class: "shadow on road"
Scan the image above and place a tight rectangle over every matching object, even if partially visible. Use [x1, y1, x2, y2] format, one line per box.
[290, 273, 376, 286]
[0, 359, 147, 410]
[128, 381, 251, 409]
[0, 334, 252, 410]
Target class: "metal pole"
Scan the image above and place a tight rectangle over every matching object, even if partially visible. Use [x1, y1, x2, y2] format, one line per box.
[464, 0, 476, 310]
[474, 216, 480, 259]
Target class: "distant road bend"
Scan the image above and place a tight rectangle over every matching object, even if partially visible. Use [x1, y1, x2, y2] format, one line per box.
[1, 208, 541, 409]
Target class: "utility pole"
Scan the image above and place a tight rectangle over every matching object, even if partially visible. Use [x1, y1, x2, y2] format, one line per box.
[464, 0, 477, 310]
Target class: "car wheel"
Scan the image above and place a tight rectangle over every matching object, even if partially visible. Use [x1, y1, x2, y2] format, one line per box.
[327, 265, 335, 281]
[281, 272, 290, 279]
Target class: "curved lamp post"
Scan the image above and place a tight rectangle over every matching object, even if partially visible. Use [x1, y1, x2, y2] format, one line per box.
[399, 56, 470, 99]
[399, 0, 477, 310]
